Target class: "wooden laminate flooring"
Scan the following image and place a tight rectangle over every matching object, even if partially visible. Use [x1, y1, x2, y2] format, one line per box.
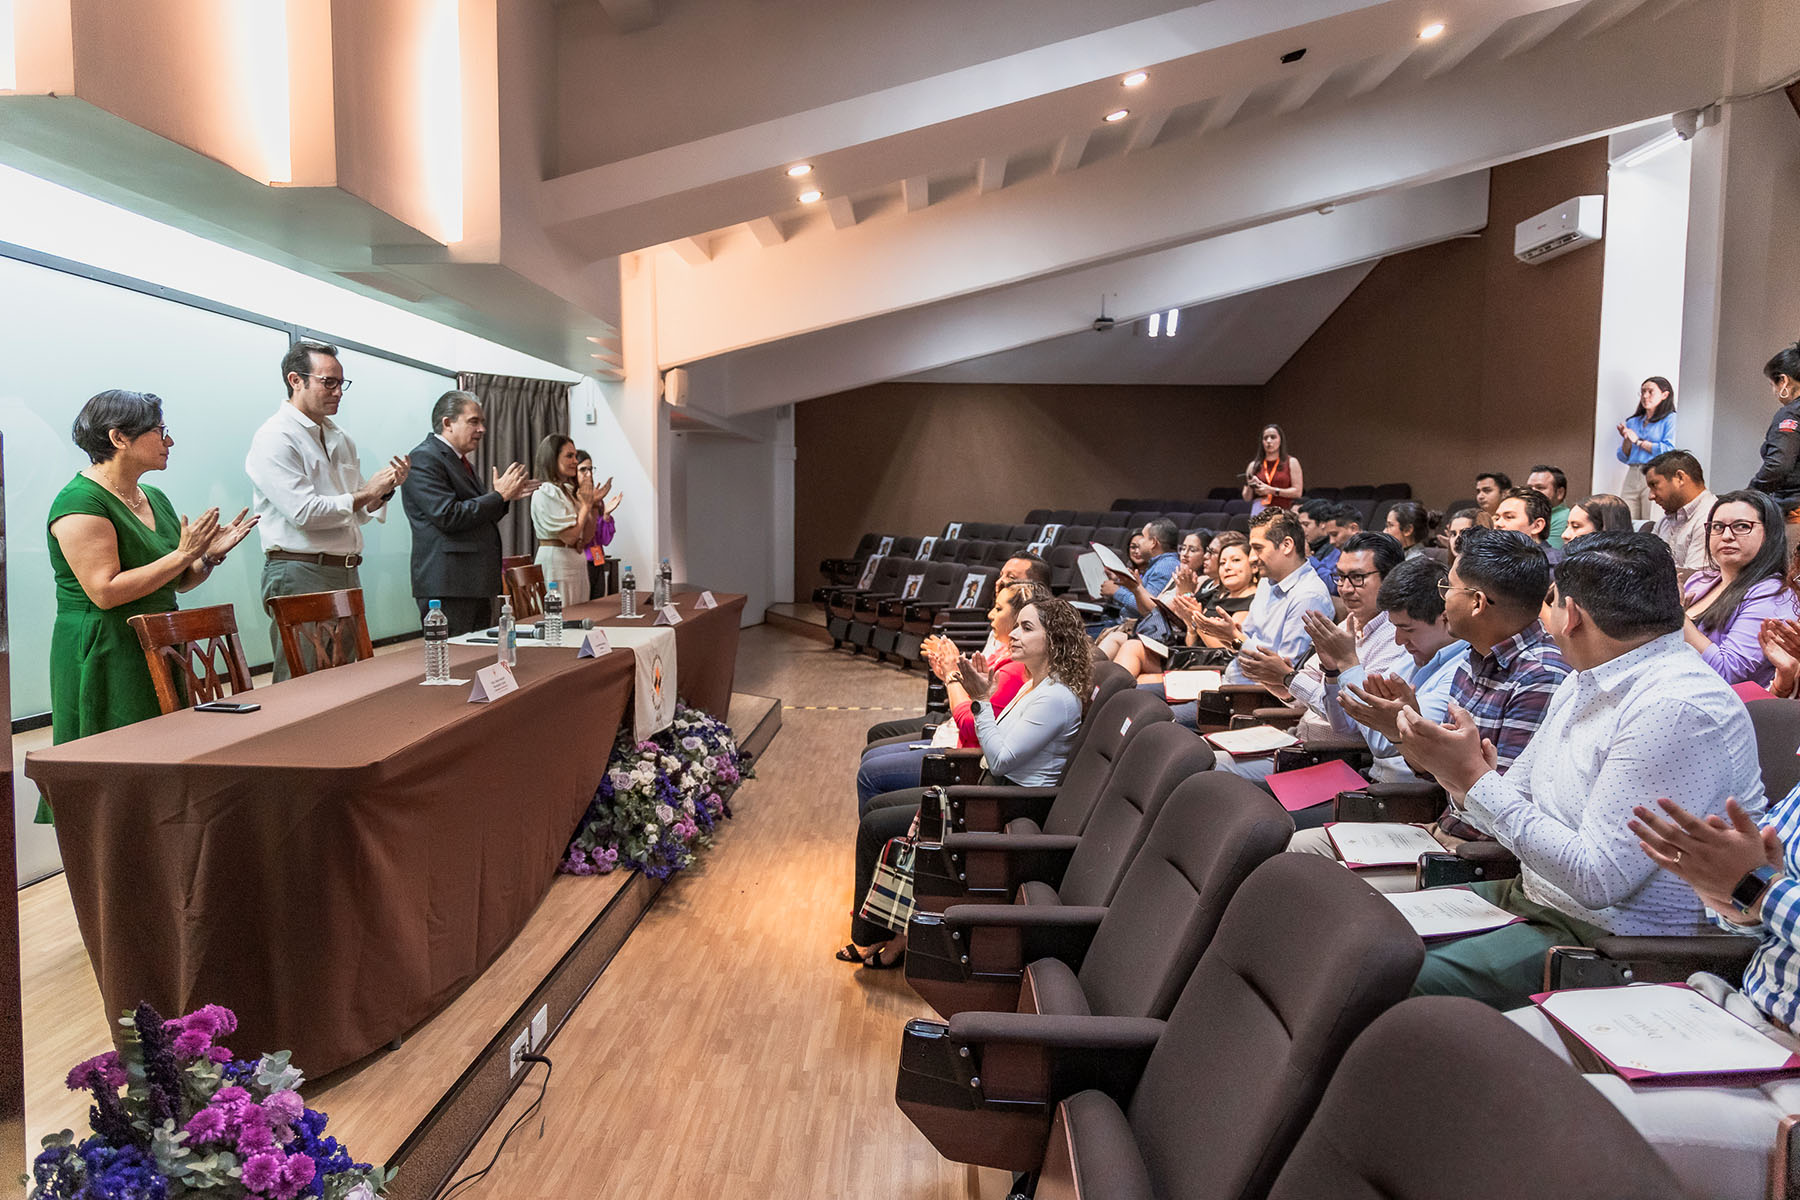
[443, 626, 988, 1199]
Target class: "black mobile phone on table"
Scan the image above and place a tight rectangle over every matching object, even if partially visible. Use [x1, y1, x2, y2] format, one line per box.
[194, 700, 260, 713]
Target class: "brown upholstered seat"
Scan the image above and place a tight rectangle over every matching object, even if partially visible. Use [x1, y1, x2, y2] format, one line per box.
[127, 604, 254, 714]
[902, 855, 1422, 1179]
[1261, 997, 1687, 1200]
[502, 562, 546, 621]
[267, 588, 374, 678]
[912, 721, 1216, 914]
[908, 770, 1294, 1021]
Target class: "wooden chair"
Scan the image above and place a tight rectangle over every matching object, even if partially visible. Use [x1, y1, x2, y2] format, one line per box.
[503, 563, 546, 621]
[126, 604, 255, 715]
[267, 588, 375, 678]
[501, 554, 533, 573]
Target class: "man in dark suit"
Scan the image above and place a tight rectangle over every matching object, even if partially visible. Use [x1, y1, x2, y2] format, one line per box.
[401, 390, 540, 635]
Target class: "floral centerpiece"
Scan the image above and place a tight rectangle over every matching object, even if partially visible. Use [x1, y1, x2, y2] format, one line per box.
[29, 1002, 390, 1200]
[560, 702, 746, 879]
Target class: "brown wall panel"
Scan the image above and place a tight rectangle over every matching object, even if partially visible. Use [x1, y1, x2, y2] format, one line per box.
[794, 382, 1263, 586]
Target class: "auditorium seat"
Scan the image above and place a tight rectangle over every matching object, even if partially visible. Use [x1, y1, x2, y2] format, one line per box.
[1126, 510, 1162, 530]
[981, 541, 1024, 569]
[1053, 524, 1093, 547]
[1305, 486, 1341, 500]
[889, 534, 922, 559]
[871, 561, 955, 661]
[1092, 526, 1132, 551]
[906, 770, 1293, 1019]
[912, 722, 1215, 913]
[128, 604, 256, 714]
[1047, 545, 1084, 594]
[1046, 509, 1078, 524]
[1024, 508, 1055, 525]
[1444, 496, 1478, 515]
[817, 530, 888, 590]
[1007, 523, 1043, 543]
[1072, 509, 1109, 525]
[1193, 498, 1227, 514]
[1206, 487, 1239, 501]
[1341, 498, 1377, 527]
[1372, 481, 1413, 501]
[1264, 997, 1686, 1200]
[1109, 499, 1136, 511]
[954, 539, 991, 565]
[846, 557, 922, 650]
[824, 556, 912, 645]
[897, 855, 1422, 1177]
[930, 537, 967, 563]
[1226, 515, 1250, 534]
[1340, 484, 1376, 500]
[1222, 499, 1253, 515]
[1096, 510, 1133, 528]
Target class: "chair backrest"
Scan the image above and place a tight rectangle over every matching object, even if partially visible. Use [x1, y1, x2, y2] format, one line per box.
[267, 588, 375, 678]
[982, 541, 1022, 569]
[1078, 773, 1293, 1019]
[503, 563, 547, 620]
[1007, 523, 1042, 543]
[1372, 481, 1412, 501]
[1096, 510, 1134, 528]
[1072, 510, 1109, 525]
[1226, 514, 1251, 533]
[1339, 484, 1376, 500]
[1024, 508, 1054, 525]
[1054, 524, 1094, 547]
[891, 535, 922, 558]
[1047, 509, 1078, 524]
[1042, 685, 1171, 828]
[1222, 499, 1253, 515]
[947, 565, 998, 613]
[127, 604, 255, 714]
[1265, 997, 1687, 1200]
[1750, 697, 1800, 802]
[1047, 545, 1084, 593]
[501, 553, 533, 573]
[1053, 722, 1216, 907]
[1206, 487, 1239, 501]
[932, 538, 966, 562]
[1305, 486, 1341, 500]
[916, 561, 962, 603]
[1125, 855, 1423, 1200]
[1194, 498, 1227, 514]
[955, 539, 991, 565]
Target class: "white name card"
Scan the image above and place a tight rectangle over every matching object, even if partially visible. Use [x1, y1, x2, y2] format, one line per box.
[468, 661, 519, 703]
[654, 604, 683, 626]
[578, 628, 612, 658]
[696, 590, 718, 609]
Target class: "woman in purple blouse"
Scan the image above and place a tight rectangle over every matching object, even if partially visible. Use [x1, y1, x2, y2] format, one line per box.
[1681, 489, 1797, 685]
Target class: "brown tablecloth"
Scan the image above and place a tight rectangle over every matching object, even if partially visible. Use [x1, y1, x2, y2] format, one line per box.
[566, 589, 745, 719]
[27, 642, 634, 1074]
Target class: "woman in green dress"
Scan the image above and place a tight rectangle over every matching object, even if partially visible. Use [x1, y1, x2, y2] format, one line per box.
[45, 390, 258, 775]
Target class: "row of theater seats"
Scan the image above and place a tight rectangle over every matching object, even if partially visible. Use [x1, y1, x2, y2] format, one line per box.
[886, 675, 1699, 1197]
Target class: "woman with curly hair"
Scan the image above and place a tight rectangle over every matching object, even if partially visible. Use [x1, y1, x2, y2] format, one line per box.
[839, 596, 1091, 971]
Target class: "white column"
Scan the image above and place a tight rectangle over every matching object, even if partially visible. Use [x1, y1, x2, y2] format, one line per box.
[771, 404, 796, 605]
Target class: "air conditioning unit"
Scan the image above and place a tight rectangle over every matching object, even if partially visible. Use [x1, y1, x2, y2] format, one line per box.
[662, 367, 690, 406]
[1514, 195, 1604, 264]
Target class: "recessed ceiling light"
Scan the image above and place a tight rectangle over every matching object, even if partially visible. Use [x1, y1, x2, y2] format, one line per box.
[1419, 21, 1446, 39]
[798, 189, 822, 204]
[1104, 109, 1130, 123]
[1122, 71, 1148, 88]
[786, 163, 813, 178]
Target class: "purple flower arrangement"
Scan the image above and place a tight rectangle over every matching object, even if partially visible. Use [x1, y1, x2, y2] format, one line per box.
[560, 702, 747, 879]
[29, 1003, 389, 1200]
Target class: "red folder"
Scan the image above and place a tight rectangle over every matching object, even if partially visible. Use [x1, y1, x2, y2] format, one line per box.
[1733, 680, 1779, 703]
[1265, 757, 1369, 813]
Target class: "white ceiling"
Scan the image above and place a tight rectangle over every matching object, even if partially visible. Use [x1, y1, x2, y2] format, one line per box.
[900, 262, 1378, 386]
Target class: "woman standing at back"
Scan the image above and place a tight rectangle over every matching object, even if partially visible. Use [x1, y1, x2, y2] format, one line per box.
[1615, 376, 1676, 520]
[1242, 424, 1302, 513]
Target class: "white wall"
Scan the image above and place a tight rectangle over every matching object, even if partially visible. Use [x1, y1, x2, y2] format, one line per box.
[677, 407, 785, 626]
[1591, 127, 1692, 497]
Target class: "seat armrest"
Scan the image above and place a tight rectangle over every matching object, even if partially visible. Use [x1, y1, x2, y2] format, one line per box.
[914, 833, 1082, 910]
[943, 1012, 1166, 1107]
[1416, 844, 1520, 889]
[1336, 781, 1446, 824]
[944, 903, 1108, 973]
[1252, 705, 1305, 727]
[921, 748, 986, 789]
[1545, 934, 1761, 989]
[920, 783, 1061, 841]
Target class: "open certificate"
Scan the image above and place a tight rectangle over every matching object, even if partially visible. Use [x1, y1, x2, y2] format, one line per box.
[1382, 888, 1525, 940]
[1326, 822, 1444, 868]
[1532, 984, 1800, 1080]
[1162, 670, 1223, 701]
[1204, 725, 1299, 757]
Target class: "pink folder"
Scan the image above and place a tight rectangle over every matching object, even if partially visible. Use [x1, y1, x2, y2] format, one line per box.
[1530, 984, 1800, 1083]
[1265, 758, 1369, 813]
[1733, 680, 1779, 703]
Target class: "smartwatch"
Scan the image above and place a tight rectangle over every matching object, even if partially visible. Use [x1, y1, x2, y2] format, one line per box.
[970, 700, 987, 718]
[1731, 865, 1779, 914]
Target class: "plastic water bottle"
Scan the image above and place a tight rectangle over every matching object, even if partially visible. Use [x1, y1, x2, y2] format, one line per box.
[621, 565, 637, 617]
[659, 558, 673, 610]
[423, 600, 450, 682]
[543, 580, 564, 645]
[497, 595, 517, 668]
[651, 557, 667, 612]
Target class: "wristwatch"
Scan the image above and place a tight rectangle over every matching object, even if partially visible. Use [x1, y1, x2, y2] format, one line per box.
[970, 700, 987, 718]
[1281, 669, 1298, 690]
[1731, 865, 1779, 914]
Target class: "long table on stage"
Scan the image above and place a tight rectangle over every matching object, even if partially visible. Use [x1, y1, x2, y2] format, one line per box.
[566, 588, 745, 718]
[26, 590, 745, 1077]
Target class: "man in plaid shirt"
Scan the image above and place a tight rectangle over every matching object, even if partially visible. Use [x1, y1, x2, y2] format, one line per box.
[1292, 529, 1569, 890]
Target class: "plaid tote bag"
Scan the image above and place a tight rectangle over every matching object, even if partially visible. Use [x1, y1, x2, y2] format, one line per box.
[859, 836, 917, 935]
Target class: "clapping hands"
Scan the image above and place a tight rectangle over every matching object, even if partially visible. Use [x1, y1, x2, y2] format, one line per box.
[492, 463, 541, 502]
[1301, 608, 1359, 671]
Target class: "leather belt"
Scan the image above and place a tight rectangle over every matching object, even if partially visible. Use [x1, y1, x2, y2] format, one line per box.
[267, 550, 363, 569]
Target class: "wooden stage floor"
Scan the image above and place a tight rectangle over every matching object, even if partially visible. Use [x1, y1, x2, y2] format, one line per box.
[20, 623, 1002, 1199]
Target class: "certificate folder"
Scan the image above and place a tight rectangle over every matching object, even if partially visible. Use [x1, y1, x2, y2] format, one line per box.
[1532, 983, 1800, 1082]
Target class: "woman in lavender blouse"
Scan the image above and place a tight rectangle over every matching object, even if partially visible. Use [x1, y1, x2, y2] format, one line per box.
[1681, 489, 1797, 685]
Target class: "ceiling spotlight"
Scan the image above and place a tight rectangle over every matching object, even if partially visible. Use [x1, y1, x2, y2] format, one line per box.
[1419, 21, 1446, 39]
[1122, 71, 1148, 88]
[786, 163, 813, 178]
[1148, 312, 1162, 338]
[1104, 109, 1130, 123]
[798, 189, 822, 204]
[1164, 308, 1179, 335]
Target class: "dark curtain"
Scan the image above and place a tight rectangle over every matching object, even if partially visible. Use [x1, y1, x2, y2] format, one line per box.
[457, 372, 570, 557]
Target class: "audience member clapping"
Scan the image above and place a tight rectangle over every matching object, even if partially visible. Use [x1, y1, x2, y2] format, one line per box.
[1397, 532, 1764, 1010]
[1680, 489, 1798, 685]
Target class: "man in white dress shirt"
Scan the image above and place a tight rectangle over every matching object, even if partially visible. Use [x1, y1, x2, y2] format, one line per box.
[245, 341, 410, 679]
[1395, 531, 1765, 1009]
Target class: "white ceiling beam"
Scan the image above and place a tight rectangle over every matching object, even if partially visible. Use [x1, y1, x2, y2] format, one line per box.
[672, 175, 1488, 414]
[1051, 131, 1090, 174]
[669, 236, 712, 266]
[1492, 3, 1589, 60]
[1342, 46, 1420, 99]
[745, 216, 785, 248]
[902, 175, 931, 212]
[1269, 74, 1332, 119]
[977, 155, 1008, 194]
[1126, 109, 1173, 152]
[1420, 15, 1515, 80]
[596, 0, 661, 34]
[1197, 89, 1253, 134]
[825, 195, 857, 229]
[1568, 0, 1657, 40]
[648, 1, 1728, 367]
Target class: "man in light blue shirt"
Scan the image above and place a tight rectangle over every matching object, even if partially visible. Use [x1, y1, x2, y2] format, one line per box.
[1169, 509, 1334, 726]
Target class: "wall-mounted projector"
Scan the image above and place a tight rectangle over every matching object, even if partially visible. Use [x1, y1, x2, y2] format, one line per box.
[1514, 195, 1604, 265]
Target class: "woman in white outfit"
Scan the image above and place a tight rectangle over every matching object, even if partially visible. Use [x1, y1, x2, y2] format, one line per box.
[529, 434, 602, 605]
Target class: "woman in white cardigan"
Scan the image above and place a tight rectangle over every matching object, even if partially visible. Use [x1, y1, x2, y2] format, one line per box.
[529, 434, 603, 605]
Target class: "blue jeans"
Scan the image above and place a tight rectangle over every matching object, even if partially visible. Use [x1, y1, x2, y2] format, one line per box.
[857, 741, 933, 814]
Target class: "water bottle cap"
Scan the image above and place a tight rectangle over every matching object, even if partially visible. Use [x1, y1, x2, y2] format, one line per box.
[428, 599, 441, 609]
[548, 581, 559, 590]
